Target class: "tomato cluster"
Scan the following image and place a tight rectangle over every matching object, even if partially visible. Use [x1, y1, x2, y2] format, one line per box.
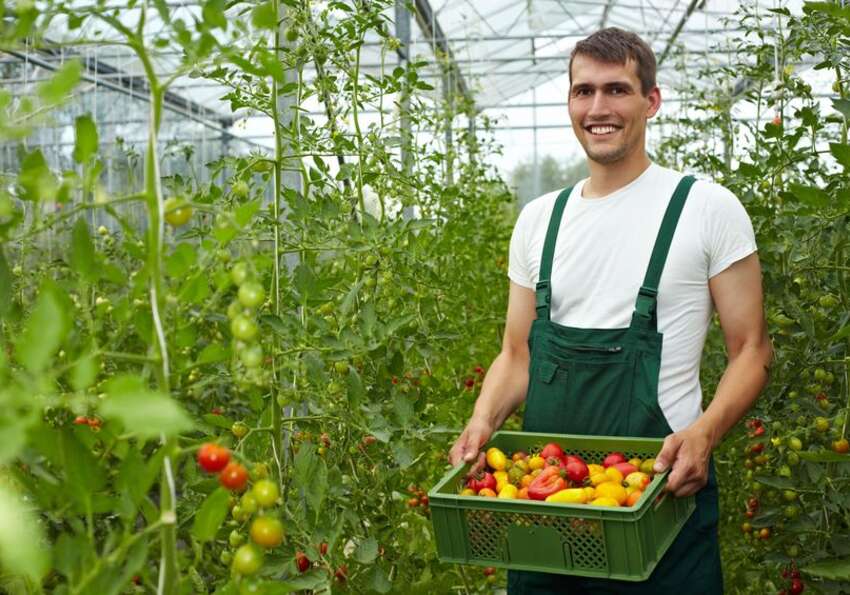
[227, 262, 268, 387]
[461, 443, 659, 508]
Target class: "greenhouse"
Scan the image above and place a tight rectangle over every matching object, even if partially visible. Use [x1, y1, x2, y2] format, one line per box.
[0, 0, 848, 592]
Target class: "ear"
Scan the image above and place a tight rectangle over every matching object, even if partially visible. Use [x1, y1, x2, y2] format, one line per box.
[646, 86, 662, 119]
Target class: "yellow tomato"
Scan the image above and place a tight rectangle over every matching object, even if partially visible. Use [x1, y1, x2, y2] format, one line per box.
[590, 496, 620, 507]
[528, 455, 545, 471]
[493, 471, 508, 484]
[478, 488, 497, 497]
[521, 474, 534, 488]
[604, 467, 624, 484]
[587, 464, 605, 476]
[486, 448, 508, 471]
[628, 458, 642, 469]
[625, 472, 651, 489]
[640, 459, 656, 475]
[460, 488, 476, 496]
[513, 459, 529, 473]
[496, 479, 509, 493]
[498, 485, 518, 499]
[595, 482, 627, 505]
[584, 486, 596, 500]
[589, 472, 609, 487]
[545, 488, 587, 504]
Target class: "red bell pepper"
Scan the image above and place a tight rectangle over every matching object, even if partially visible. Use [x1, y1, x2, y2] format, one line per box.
[466, 471, 497, 493]
[528, 466, 567, 500]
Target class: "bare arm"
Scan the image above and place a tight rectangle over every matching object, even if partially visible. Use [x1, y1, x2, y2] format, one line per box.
[655, 252, 774, 495]
[448, 281, 536, 466]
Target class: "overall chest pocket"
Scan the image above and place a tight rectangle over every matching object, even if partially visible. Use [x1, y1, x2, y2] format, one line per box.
[522, 358, 569, 433]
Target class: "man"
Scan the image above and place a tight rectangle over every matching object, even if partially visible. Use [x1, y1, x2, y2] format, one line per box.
[448, 28, 773, 593]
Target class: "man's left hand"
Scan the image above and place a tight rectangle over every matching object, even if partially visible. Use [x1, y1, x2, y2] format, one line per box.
[652, 425, 714, 497]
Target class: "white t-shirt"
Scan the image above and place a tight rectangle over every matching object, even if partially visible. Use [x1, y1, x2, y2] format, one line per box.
[508, 163, 757, 432]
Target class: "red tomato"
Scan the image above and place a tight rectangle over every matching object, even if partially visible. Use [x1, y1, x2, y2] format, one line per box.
[197, 443, 230, 473]
[528, 466, 567, 500]
[540, 443, 564, 460]
[563, 459, 589, 484]
[295, 551, 310, 573]
[466, 472, 497, 493]
[603, 452, 626, 468]
[219, 462, 249, 491]
[334, 564, 348, 583]
[613, 462, 638, 477]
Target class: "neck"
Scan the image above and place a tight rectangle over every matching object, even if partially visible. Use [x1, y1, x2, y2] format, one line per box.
[582, 151, 652, 198]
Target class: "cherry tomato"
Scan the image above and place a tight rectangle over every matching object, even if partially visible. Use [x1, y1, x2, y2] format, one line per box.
[230, 262, 250, 286]
[197, 443, 230, 473]
[832, 438, 849, 454]
[239, 492, 258, 515]
[231, 315, 258, 341]
[319, 542, 328, 556]
[295, 551, 310, 573]
[334, 564, 348, 583]
[232, 544, 263, 575]
[239, 344, 263, 368]
[238, 281, 265, 309]
[231, 422, 249, 439]
[163, 197, 192, 227]
[251, 479, 280, 508]
[219, 462, 249, 491]
[232, 180, 250, 198]
[73, 415, 89, 425]
[250, 516, 284, 548]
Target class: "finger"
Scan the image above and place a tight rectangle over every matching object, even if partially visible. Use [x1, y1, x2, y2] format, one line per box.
[468, 452, 487, 475]
[672, 478, 705, 498]
[653, 434, 682, 473]
[462, 430, 486, 462]
[448, 432, 469, 466]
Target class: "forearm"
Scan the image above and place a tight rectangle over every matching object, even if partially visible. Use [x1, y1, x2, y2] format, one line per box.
[470, 348, 530, 430]
[692, 336, 773, 450]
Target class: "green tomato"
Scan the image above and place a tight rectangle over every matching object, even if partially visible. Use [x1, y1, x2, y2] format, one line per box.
[229, 529, 245, 547]
[334, 361, 349, 375]
[232, 180, 250, 198]
[239, 281, 265, 309]
[232, 421, 249, 439]
[787, 437, 803, 451]
[231, 315, 259, 341]
[252, 479, 280, 508]
[227, 300, 244, 320]
[240, 492, 259, 515]
[239, 344, 264, 368]
[231, 263, 250, 286]
[232, 544, 264, 575]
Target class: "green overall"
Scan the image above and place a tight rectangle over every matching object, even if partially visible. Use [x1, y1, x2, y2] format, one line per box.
[507, 176, 724, 594]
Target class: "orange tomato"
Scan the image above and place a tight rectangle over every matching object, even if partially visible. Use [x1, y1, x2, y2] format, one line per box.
[595, 482, 627, 505]
[626, 490, 643, 507]
[478, 488, 497, 497]
[517, 487, 530, 499]
[521, 474, 534, 488]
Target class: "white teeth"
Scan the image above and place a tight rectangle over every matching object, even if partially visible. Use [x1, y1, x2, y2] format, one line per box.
[589, 126, 617, 135]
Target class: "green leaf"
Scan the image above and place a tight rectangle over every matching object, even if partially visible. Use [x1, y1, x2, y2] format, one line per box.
[116, 447, 148, 510]
[70, 218, 97, 281]
[354, 536, 378, 564]
[234, 199, 261, 226]
[802, 557, 850, 581]
[165, 242, 197, 278]
[798, 451, 850, 463]
[0, 249, 11, 319]
[833, 98, 850, 120]
[0, 485, 49, 582]
[15, 282, 70, 373]
[37, 60, 81, 104]
[787, 183, 828, 208]
[99, 375, 194, 440]
[201, 0, 227, 29]
[60, 429, 106, 509]
[293, 445, 327, 514]
[830, 142, 850, 169]
[18, 148, 57, 202]
[369, 565, 392, 593]
[72, 114, 98, 163]
[753, 474, 796, 489]
[69, 350, 99, 391]
[197, 343, 229, 365]
[251, 2, 277, 29]
[202, 413, 235, 430]
[392, 442, 414, 469]
[192, 488, 230, 542]
[0, 417, 27, 465]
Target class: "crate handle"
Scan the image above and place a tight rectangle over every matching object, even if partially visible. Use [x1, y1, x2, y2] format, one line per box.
[653, 490, 669, 511]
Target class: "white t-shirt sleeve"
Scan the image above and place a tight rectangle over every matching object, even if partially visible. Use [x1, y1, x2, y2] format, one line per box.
[508, 204, 536, 289]
[701, 183, 758, 278]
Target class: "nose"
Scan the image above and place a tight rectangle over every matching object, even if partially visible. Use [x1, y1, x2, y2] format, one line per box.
[587, 90, 612, 119]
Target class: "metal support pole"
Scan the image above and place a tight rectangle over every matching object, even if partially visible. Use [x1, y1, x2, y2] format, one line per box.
[396, 0, 414, 220]
[443, 66, 454, 186]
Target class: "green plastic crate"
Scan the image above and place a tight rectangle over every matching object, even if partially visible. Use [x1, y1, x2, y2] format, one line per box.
[428, 431, 695, 582]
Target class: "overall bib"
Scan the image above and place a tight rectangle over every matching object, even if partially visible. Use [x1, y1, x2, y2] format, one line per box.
[507, 176, 724, 594]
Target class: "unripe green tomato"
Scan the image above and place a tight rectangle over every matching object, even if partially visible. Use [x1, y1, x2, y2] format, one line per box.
[772, 421, 782, 432]
[240, 344, 264, 368]
[364, 277, 376, 289]
[232, 180, 250, 198]
[787, 452, 800, 466]
[783, 505, 799, 519]
[788, 437, 803, 451]
[232, 544, 264, 575]
[777, 465, 792, 478]
[238, 281, 265, 309]
[814, 368, 828, 381]
[231, 315, 259, 341]
[334, 361, 349, 375]
[240, 492, 259, 515]
[220, 550, 233, 565]
[232, 422, 249, 439]
[815, 417, 830, 432]
[252, 479, 280, 508]
[285, 27, 299, 42]
[327, 381, 343, 395]
[231, 263, 250, 286]
[783, 489, 798, 501]
[789, 390, 798, 399]
[818, 294, 838, 308]
[230, 529, 245, 547]
[364, 254, 378, 267]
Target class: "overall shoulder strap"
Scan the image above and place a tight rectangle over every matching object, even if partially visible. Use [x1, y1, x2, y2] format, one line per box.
[633, 175, 697, 326]
[535, 186, 573, 320]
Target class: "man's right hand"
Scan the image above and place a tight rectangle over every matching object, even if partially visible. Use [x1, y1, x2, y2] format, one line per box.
[448, 416, 495, 468]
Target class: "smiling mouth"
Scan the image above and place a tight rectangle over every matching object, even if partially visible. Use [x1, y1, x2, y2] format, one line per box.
[585, 125, 621, 136]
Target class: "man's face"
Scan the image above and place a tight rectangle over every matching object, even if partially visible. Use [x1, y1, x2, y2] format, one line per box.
[568, 55, 660, 165]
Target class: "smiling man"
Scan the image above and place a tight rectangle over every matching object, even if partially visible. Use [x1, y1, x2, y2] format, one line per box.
[449, 28, 773, 593]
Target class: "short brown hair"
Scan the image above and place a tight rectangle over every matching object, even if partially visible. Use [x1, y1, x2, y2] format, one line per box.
[569, 28, 657, 96]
